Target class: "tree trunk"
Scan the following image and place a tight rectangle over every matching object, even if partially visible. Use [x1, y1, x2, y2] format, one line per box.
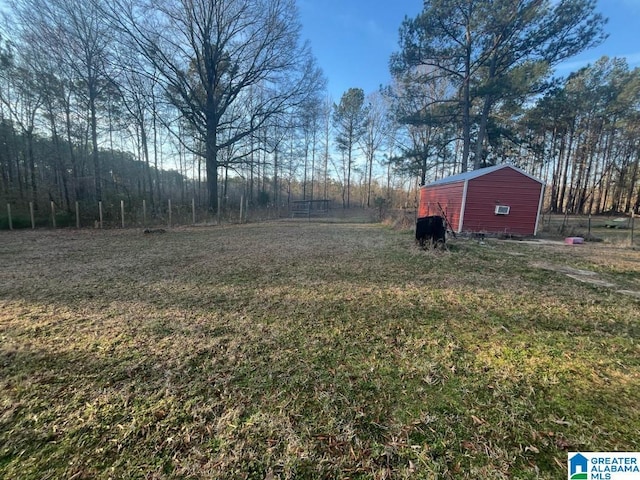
[367, 151, 373, 208]
[625, 150, 639, 213]
[558, 121, 576, 212]
[273, 145, 278, 207]
[347, 146, 352, 208]
[474, 45, 500, 171]
[26, 129, 37, 207]
[310, 128, 317, 201]
[460, 24, 472, 173]
[151, 86, 162, 203]
[89, 84, 102, 201]
[49, 113, 71, 211]
[475, 95, 493, 170]
[206, 119, 219, 211]
[140, 119, 155, 210]
[303, 138, 308, 200]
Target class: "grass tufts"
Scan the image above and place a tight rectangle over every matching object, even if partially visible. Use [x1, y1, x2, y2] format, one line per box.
[0, 224, 638, 479]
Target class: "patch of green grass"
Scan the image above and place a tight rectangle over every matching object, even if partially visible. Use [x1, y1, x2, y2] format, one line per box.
[0, 224, 638, 479]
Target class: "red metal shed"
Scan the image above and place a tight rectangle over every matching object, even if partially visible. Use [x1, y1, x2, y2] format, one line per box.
[418, 164, 545, 236]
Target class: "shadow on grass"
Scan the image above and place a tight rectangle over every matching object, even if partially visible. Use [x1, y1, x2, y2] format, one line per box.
[1, 224, 639, 478]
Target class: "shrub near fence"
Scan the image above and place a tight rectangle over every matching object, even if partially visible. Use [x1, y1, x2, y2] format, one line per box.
[1, 197, 289, 230]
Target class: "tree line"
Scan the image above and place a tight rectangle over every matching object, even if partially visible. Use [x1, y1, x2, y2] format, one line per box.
[387, 0, 639, 215]
[0, 0, 638, 222]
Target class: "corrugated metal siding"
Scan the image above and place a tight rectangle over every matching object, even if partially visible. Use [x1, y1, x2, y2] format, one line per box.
[463, 168, 542, 235]
[418, 182, 465, 231]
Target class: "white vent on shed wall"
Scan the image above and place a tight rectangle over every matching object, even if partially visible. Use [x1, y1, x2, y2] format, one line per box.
[495, 205, 510, 215]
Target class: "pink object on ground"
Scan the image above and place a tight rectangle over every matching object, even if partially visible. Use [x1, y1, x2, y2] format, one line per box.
[564, 237, 584, 245]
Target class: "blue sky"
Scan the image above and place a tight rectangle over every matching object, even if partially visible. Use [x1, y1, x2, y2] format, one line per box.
[298, 0, 640, 100]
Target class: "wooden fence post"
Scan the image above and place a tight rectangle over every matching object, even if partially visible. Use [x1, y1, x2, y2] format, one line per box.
[121, 200, 125, 228]
[192, 198, 196, 225]
[143, 199, 147, 227]
[632, 211, 635, 246]
[29, 202, 35, 229]
[240, 195, 244, 224]
[168, 199, 172, 227]
[99, 201, 103, 229]
[75, 201, 80, 229]
[7, 204, 12, 230]
[51, 201, 56, 229]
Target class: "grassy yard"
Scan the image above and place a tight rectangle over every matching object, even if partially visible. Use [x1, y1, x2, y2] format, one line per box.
[0, 222, 638, 479]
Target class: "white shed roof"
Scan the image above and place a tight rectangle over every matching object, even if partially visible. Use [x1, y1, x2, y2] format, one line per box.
[426, 164, 544, 187]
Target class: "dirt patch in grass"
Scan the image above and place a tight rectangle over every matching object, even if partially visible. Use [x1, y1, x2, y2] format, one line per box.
[533, 260, 640, 298]
[529, 241, 640, 298]
[532, 262, 618, 288]
[1, 224, 639, 479]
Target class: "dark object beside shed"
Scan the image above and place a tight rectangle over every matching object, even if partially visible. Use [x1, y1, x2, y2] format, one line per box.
[419, 165, 545, 236]
[415, 215, 446, 248]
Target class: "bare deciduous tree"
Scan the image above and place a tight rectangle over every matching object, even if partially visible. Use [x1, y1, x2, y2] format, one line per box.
[360, 92, 389, 207]
[104, 0, 324, 210]
[333, 87, 368, 208]
[13, 0, 114, 201]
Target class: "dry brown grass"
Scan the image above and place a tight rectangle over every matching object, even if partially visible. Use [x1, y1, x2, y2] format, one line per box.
[0, 222, 638, 479]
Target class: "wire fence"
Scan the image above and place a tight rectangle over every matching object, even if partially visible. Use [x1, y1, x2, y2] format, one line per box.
[2, 200, 636, 248]
[1, 197, 296, 231]
[538, 212, 637, 246]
